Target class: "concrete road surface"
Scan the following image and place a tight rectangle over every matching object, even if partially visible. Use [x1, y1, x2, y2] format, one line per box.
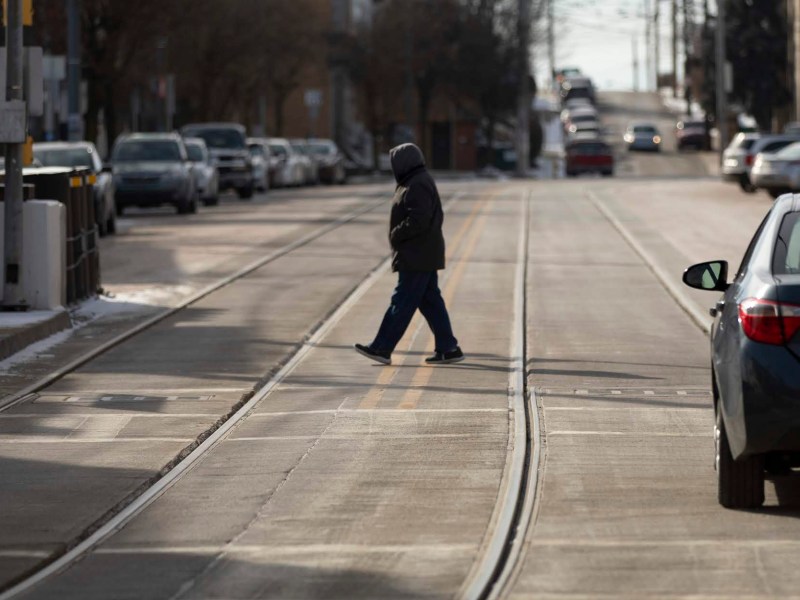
[1, 92, 798, 599]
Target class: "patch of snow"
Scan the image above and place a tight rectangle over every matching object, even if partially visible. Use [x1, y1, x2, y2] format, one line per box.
[0, 327, 73, 374]
[0, 310, 66, 328]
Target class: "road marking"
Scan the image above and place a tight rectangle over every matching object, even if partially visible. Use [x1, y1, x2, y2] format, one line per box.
[358, 194, 484, 410]
[543, 406, 707, 412]
[0, 551, 51, 559]
[528, 539, 800, 547]
[0, 437, 193, 444]
[95, 543, 476, 556]
[398, 203, 492, 410]
[547, 430, 707, 437]
[229, 433, 498, 442]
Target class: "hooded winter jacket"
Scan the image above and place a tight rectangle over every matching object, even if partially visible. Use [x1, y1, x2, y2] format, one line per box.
[388, 143, 445, 272]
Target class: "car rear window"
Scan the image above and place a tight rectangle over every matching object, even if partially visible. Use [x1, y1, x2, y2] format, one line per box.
[633, 126, 656, 134]
[761, 140, 795, 154]
[774, 211, 800, 275]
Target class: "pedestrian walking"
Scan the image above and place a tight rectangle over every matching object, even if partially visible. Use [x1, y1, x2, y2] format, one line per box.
[355, 143, 464, 366]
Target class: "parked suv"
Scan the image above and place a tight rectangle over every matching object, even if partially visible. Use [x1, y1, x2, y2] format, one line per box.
[181, 123, 255, 199]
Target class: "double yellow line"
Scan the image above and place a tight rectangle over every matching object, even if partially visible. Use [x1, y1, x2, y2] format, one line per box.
[358, 196, 492, 410]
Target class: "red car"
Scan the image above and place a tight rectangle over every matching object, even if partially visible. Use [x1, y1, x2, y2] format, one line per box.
[565, 139, 614, 177]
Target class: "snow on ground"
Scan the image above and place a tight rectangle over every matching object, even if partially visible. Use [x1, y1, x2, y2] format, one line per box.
[1, 284, 196, 374]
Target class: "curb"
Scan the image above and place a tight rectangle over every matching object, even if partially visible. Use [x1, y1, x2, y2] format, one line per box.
[0, 310, 71, 362]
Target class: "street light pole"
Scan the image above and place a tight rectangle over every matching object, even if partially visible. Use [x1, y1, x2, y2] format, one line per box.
[67, 0, 82, 141]
[515, 0, 531, 177]
[2, 0, 26, 309]
[715, 0, 728, 163]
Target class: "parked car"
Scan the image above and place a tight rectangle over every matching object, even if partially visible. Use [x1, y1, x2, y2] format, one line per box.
[111, 133, 197, 215]
[682, 194, 800, 508]
[33, 141, 116, 236]
[246, 138, 271, 192]
[624, 123, 662, 152]
[183, 138, 219, 206]
[266, 138, 304, 187]
[307, 138, 347, 184]
[750, 141, 800, 198]
[567, 121, 601, 139]
[722, 132, 762, 192]
[289, 139, 319, 185]
[735, 135, 800, 194]
[676, 118, 709, 151]
[565, 139, 614, 177]
[564, 108, 599, 132]
[180, 123, 255, 199]
[560, 76, 595, 105]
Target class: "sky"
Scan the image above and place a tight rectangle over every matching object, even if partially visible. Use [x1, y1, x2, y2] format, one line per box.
[534, 0, 707, 92]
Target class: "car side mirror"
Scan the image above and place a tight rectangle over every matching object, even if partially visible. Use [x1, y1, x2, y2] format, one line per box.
[682, 260, 729, 291]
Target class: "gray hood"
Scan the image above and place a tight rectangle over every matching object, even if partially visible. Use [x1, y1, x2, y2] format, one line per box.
[390, 143, 425, 184]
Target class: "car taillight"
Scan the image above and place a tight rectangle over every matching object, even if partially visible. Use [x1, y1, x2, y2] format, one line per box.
[745, 154, 754, 166]
[739, 298, 800, 345]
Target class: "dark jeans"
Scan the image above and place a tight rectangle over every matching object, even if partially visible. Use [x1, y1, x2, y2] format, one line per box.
[371, 271, 458, 354]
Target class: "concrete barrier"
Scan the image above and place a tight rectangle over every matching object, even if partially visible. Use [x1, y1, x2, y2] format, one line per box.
[0, 199, 67, 309]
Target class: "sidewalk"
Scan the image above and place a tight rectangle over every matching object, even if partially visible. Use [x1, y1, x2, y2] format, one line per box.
[0, 309, 71, 362]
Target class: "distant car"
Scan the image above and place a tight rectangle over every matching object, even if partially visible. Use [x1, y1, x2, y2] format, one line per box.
[33, 141, 116, 236]
[682, 194, 800, 508]
[183, 138, 219, 206]
[266, 138, 305, 187]
[560, 76, 595, 105]
[722, 132, 762, 192]
[676, 118, 709, 151]
[180, 123, 255, 199]
[735, 135, 800, 194]
[624, 123, 662, 152]
[246, 138, 271, 192]
[307, 139, 347, 184]
[565, 139, 614, 177]
[750, 141, 800, 198]
[111, 133, 197, 215]
[567, 121, 601, 139]
[565, 110, 599, 132]
[289, 139, 319, 185]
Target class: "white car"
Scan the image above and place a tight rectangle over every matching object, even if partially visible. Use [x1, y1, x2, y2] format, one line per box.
[266, 138, 305, 187]
[750, 141, 800, 198]
[34, 141, 117, 236]
[184, 138, 220, 206]
[246, 138, 271, 192]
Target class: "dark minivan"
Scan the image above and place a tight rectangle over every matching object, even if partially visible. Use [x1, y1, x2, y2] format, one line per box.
[683, 193, 800, 508]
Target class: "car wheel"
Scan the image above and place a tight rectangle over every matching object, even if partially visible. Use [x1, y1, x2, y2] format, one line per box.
[768, 189, 786, 200]
[116, 203, 125, 216]
[106, 209, 117, 235]
[715, 403, 764, 509]
[237, 185, 254, 199]
[203, 195, 219, 207]
[739, 176, 756, 194]
[602, 171, 613, 177]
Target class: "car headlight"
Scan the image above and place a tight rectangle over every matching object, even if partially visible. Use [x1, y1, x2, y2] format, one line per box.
[653, 136, 661, 144]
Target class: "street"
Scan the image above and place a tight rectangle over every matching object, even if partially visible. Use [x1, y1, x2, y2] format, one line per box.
[1, 92, 799, 599]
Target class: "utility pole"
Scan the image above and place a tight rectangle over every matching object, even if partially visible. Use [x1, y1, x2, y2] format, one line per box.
[515, 0, 531, 177]
[67, 0, 82, 141]
[547, 0, 555, 90]
[654, 0, 661, 89]
[645, 0, 651, 91]
[715, 0, 728, 162]
[794, 0, 800, 121]
[671, 0, 678, 95]
[633, 35, 640, 92]
[2, 0, 26, 309]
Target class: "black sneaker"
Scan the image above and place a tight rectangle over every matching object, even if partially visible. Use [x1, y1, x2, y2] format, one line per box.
[425, 347, 465, 365]
[354, 343, 391, 365]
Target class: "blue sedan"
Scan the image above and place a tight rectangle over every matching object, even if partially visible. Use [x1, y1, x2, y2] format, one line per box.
[684, 194, 800, 508]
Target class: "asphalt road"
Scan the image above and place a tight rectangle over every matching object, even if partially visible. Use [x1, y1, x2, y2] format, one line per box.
[1, 92, 796, 599]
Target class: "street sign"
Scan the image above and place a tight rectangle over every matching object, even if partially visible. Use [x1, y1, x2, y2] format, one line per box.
[304, 89, 323, 108]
